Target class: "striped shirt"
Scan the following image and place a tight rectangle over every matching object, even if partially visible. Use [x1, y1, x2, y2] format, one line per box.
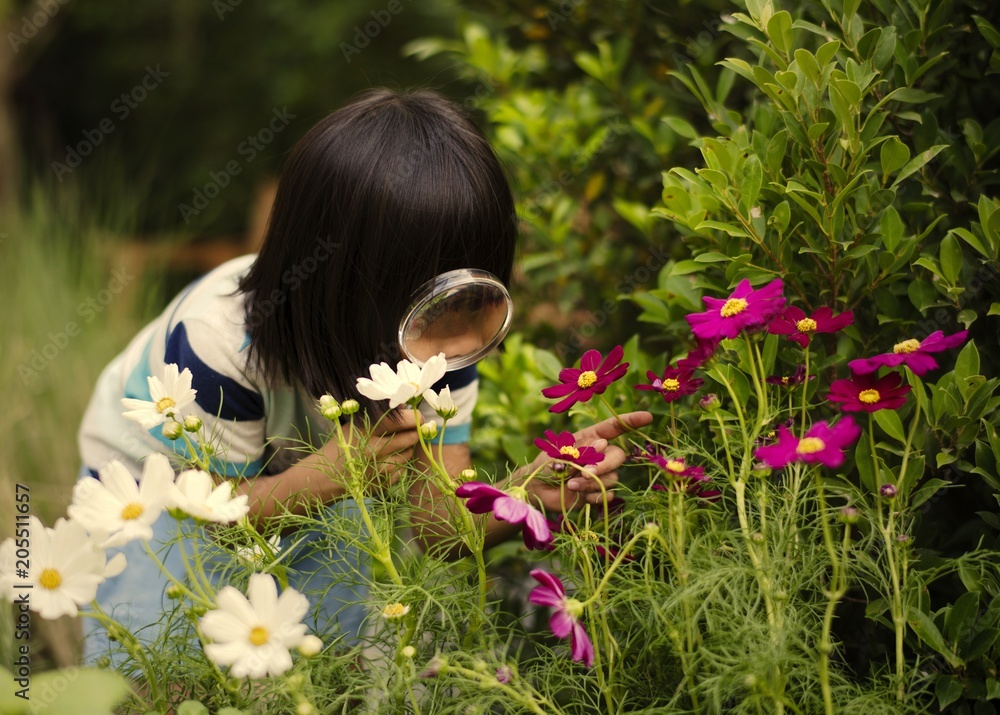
[78, 254, 478, 479]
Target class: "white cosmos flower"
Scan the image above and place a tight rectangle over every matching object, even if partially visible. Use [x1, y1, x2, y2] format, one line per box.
[0, 517, 116, 619]
[121, 363, 197, 429]
[201, 573, 309, 678]
[356, 353, 448, 409]
[68, 454, 177, 548]
[170, 469, 250, 524]
[424, 385, 458, 419]
[235, 535, 282, 567]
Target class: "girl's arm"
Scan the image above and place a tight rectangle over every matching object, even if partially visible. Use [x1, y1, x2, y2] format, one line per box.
[233, 421, 420, 526]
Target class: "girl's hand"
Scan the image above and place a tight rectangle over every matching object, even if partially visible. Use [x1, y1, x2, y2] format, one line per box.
[318, 410, 420, 491]
[521, 411, 653, 512]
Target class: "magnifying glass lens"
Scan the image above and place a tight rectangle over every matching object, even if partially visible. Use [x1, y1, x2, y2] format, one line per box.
[399, 270, 512, 370]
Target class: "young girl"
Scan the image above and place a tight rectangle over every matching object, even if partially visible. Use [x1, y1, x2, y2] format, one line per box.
[78, 87, 650, 661]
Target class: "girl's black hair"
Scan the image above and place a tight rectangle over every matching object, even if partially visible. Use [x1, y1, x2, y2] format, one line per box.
[238, 87, 517, 417]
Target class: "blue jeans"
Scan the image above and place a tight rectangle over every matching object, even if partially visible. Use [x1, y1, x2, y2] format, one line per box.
[82, 497, 371, 666]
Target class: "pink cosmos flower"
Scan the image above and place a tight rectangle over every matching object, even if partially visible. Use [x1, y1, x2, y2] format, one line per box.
[635, 366, 704, 402]
[542, 346, 629, 413]
[455, 481, 551, 550]
[534, 430, 603, 468]
[686, 279, 786, 341]
[768, 306, 854, 348]
[848, 330, 968, 377]
[676, 338, 720, 371]
[754, 417, 861, 469]
[529, 569, 595, 667]
[646, 455, 708, 484]
[827, 371, 911, 412]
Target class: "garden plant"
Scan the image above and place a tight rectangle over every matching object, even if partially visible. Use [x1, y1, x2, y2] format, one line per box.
[4, 0, 1000, 713]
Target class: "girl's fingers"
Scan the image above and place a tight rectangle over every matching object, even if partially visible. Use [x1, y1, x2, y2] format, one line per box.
[566, 470, 618, 492]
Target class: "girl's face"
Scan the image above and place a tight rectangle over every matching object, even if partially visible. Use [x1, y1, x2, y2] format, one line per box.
[403, 298, 509, 365]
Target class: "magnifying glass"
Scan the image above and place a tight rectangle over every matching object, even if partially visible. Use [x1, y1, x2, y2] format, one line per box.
[399, 269, 513, 370]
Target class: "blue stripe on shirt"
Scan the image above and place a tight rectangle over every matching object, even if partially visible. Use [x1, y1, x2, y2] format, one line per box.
[431, 363, 477, 392]
[164, 322, 265, 421]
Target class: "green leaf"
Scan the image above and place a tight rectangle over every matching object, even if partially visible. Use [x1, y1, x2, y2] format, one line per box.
[843, 0, 862, 20]
[892, 145, 948, 187]
[741, 156, 763, 213]
[954, 340, 980, 381]
[613, 199, 652, 233]
[880, 137, 911, 177]
[909, 609, 964, 668]
[766, 11, 794, 54]
[574, 52, 605, 83]
[664, 116, 698, 139]
[855, 433, 877, 491]
[988, 678, 1000, 701]
[873, 409, 906, 443]
[939, 232, 963, 283]
[816, 40, 841, 66]
[696, 220, 749, 237]
[936, 675, 964, 711]
[911, 477, 949, 509]
[6, 668, 133, 715]
[770, 201, 791, 233]
[974, 15, 1000, 48]
[945, 590, 981, 641]
[900, 455, 925, 495]
[693, 252, 731, 263]
[880, 206, 904, 252]
[794, 49, 820, 84]
[989, 303, 1000, 316]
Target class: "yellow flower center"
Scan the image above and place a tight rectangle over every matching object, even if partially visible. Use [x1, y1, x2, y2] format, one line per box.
[248, 626, 269, 646]
[663, 378, 681, 391]
[577, 371, 598, 388]
[797, 437, 826, 455]
[507, 485, 528, 502]
[578, 530, 600, 541]
[155, 396, 176, 413]
[858, 389, 881, 404]
[664, 459, 686, 474]
[720, 298, 749, 317]
[893, 339, 921, 354]
[121, 503, 144, 521]
[559, 446, 581, 460]
[39, 568, 62, 590]
[382, 602, 409, 619]
[780, 377, 790, 385]
[796, 318, 818, 333]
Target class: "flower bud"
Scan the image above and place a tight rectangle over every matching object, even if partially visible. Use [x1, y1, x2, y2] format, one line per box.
[382, 602, 410, 621]
[640, 522, 661, 538]
[743, 673, 758, 688]
[419, 422, 439, 440]
[166, 584, 184, 599]
[699, 393, 720, 411]
[838, 506, 859, 524]
[341, 399, 360, 415]
[460, 468, 477, 482]
[420, 655, 448, 678]
[896, 534, 910, 543]
[472, 659, 488, 673]
[295, 703, 316, 715]
[162, 421, 183, 440]
[751, 531, 765, 544]
[495, 665, 513, 684]
[879, 483, 898, 500]
[751, 462, 772, 479]
[96, 656, 111, 669]
[318, 394, 342, 421]
[401, 645, 416, 659]
[183, 415, 202, 432]
[286, 674, 306, 689]
[298, 635, 323, 657]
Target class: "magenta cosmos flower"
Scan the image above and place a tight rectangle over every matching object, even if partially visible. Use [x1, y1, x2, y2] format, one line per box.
[534, 430, 603, 468]
[827, 371, 911, 412]
[529, 569, 594, 667]
[686, 279, 786, 341]
[455, 482, 551, 549]
[754, 417, 861, 469]
[635, 366, 703, 402]
[849, 330, 968, 377]
[676, 338, 719, 371]
[768, 306, 854, 348]
[542, 345, 629, 413]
